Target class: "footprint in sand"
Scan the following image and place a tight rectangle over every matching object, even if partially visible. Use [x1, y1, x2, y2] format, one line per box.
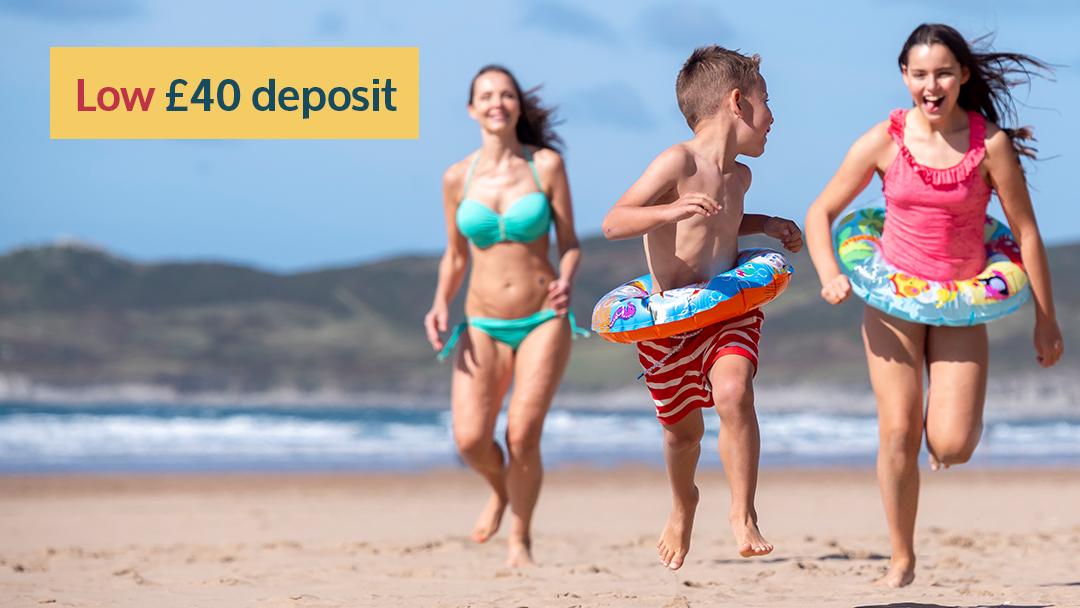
[942, 535, 976, 549]
[200, 578, 244, 586]
[112, 569, 147, 585]
[681, 580, 704, 588]
[566, 564, 609, 575]
[261, 541, 303, 550]
[936, 555, 965, 570]
[280, 594, 325, 605]
[399, 540, 442, 555]
[341, 542, 379, 556]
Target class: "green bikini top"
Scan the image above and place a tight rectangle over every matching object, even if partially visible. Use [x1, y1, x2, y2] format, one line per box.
[456, 146, 552, 248]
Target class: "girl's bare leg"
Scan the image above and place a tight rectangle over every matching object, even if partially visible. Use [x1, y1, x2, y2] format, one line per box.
[924, 324, 988, 469]
[707, 354, 772, 557]
[863, 306, 926, 588]
[501, 317, 572, 568]
[451, 328, 515, 544]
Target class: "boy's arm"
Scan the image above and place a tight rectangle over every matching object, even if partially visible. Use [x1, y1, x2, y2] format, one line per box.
[739, 214, 804, 253]
[601, 148, 721, 240]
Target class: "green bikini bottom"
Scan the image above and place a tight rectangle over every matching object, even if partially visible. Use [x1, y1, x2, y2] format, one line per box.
[436, 309, 590, 361]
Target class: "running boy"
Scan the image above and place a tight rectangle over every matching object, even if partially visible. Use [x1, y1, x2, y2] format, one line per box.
[601, 46, 803, 570]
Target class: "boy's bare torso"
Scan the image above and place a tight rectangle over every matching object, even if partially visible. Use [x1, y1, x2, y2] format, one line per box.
[645, 143, 750, 292]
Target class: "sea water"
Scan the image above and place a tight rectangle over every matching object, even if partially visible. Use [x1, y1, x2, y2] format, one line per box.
[0, 402, 1077, 473]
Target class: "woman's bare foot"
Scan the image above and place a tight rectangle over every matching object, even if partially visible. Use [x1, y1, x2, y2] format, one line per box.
[506, 538, 536, 569]
[874, 563, 915, 588]
[657, 487, 699, 570]
[471, 491, 508, 543]
[730, 513, 773, 557]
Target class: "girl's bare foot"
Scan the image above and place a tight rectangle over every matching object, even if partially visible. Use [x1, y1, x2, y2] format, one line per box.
[506, 538, 536, 568]
[657, 486, 699, 570]
[875, 563, 916, 588]
[471, 491, 507, 543]
[928, 451, 949, 471]
[730, 513, 773, 557]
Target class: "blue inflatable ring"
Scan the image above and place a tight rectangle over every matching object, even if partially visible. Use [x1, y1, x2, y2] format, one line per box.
[591, 248, 792, 343]
[833, 202, 1030, 326]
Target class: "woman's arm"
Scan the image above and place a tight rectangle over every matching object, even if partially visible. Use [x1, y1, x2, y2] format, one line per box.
[984, 127, 1064, 367]
[424, 162, 472, 351]
[537, 149, 580, 316]
[805, 121, 892, 304]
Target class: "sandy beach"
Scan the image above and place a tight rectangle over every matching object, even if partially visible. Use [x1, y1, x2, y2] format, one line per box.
[2, 468, 1079, 608]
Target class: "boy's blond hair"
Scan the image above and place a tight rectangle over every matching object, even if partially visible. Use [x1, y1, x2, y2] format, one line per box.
[676, 45, 762, 131]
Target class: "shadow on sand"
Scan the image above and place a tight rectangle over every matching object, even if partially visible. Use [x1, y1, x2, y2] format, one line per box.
[710, 551, 889, 566]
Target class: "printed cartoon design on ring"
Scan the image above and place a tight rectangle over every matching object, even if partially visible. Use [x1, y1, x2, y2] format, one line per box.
[833, 201, 1031, 326]
[591, 248, 793, 344]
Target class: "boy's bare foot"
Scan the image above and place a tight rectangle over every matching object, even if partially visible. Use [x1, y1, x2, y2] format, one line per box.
[506, 538, 536, 569]
[657, 487, 699, 570]
[874, 564, 915, 588]
[471, 491, 507, 543]
[730, 514, 773, 557]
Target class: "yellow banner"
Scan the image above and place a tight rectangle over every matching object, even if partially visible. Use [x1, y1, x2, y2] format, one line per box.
[50, 47, 419, 139]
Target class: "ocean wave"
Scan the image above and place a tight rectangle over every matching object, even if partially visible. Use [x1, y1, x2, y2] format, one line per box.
[0, 404, 1076, 472]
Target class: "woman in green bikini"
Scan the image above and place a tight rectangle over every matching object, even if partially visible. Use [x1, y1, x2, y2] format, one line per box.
[424, 65, 585, 569]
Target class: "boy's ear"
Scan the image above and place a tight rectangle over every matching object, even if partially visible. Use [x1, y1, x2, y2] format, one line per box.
[729, 88, 744, 119]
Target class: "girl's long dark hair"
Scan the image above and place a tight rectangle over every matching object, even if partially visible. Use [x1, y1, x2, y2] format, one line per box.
[899, 23, 1052, 161]
[469, 65, 563, 153]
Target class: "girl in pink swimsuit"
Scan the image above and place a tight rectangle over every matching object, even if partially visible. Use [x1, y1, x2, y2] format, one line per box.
[805, 24, 1064, 588]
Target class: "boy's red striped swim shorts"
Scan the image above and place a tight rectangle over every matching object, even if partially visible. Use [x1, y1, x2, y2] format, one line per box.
[636, 309, 763, 425]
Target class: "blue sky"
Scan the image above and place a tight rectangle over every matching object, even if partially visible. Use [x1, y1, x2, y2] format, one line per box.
[2, 0, 1078, 272]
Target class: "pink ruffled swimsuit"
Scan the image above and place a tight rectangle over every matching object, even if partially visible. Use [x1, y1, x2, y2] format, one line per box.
[880, 108, 992, 281]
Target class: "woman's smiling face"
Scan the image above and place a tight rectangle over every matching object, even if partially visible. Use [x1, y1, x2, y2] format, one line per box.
[468, 71, 521, 133]
[902, 43, 970, 122]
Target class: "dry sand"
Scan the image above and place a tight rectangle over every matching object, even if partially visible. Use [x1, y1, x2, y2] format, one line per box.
[2, 468, 1079, 607]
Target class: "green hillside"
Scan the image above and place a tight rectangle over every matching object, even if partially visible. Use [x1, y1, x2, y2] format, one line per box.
[0, 237, 1075, 395]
